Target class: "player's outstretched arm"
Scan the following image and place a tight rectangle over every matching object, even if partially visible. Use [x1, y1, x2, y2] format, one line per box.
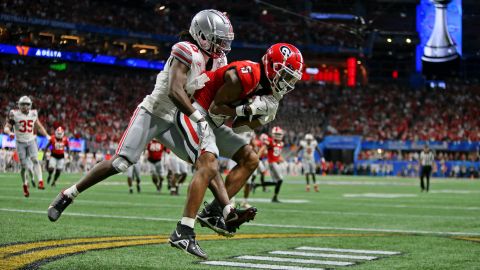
[168, 58, 199, 118]
[44, 140, 52, 152]
[34, 119, 49, 138]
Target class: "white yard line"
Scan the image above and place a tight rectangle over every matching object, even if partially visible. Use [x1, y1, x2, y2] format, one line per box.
[236, 255, 353, 266]
[295, 247, 400, 255]
[201, 261, 325, 270]
[0, 195, 475, 220]
[343, 193, 418, 198]
[1, 208, 479, 236]
[269, 251, 377, 260]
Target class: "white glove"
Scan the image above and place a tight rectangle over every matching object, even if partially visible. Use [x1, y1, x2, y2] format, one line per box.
[196, 120, 209, 148]
[258, 113, 276, 125]
[46, 135, 51, 141]
[236, 95, 279, 116]
[185, 73, 210, 94]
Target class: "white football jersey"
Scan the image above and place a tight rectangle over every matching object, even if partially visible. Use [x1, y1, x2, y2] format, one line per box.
[300, 140, 318, 161]
[139, 41, 227, 122]
[9, 109, 38, 143]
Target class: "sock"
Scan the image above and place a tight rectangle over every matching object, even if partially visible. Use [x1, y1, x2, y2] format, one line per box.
[54, 170, 61, 182]
[180, 217, 195, 229]
[33, 161, 43, 182]
[21, 168, 27, 185]
[64, 185, 79, 199]
[274, 180, 283, 195]
[223, 204, 234, 219]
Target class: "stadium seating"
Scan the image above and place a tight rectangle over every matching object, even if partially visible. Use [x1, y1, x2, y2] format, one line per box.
[2, 58, 479, 159]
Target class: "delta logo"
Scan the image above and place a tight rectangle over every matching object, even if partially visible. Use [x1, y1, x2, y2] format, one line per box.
[15, 45, 30, 56]
[35, 48, 62, 58]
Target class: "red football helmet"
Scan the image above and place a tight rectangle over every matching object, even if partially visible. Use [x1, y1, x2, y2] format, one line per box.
[262, 43, 304, 99]
[55, 127, 64, 139]
[271, 126, 284, 141]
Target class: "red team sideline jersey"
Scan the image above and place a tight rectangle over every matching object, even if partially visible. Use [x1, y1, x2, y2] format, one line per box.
[50, 136, 69, 158]
[194, 60, 261, 110]
[266, 137, 284, 164]
[147, 141, 164, 162]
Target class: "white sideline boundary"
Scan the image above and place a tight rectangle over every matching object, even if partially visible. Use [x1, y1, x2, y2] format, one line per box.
[295, 247, 400, 255]
[201, 261, 325, 270]
[236, 255, 353, 266]
[1, 208, 480, 236]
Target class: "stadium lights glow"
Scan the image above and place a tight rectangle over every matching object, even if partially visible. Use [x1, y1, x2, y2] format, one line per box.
[262, 10, 268, 15]
[139, 49, 147, 54]
[158, 5, 165, 11]
[387, 38, 392, 43]
[357, 60, 361, 65]
[377, 149, 383, 154]
[406, 38, 412, 44]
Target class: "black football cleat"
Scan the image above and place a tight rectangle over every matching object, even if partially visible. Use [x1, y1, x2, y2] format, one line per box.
[169, 222, 208, 260]
[225, 207, 257, 231]
[197, 206, 234, 237]
[48, 191, 73, 222]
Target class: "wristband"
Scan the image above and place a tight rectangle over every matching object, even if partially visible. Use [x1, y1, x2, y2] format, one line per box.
[235, 105, 246, 116]
[189, 110, 203, 123]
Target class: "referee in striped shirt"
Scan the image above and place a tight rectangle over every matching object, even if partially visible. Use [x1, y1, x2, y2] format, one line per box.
[419, 145, 434, 192]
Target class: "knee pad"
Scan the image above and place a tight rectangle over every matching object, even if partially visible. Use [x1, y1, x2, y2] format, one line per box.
[112, 156, 131, 173]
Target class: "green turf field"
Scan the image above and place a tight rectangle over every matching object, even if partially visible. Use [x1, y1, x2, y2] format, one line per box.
[1, 172, 479, 270]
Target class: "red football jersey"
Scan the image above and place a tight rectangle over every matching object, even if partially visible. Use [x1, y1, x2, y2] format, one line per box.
[194, 60, 261, 110]
[266, 137, 284, 163]
[147, 141, 164, 162]
[50, 136, 69, 158]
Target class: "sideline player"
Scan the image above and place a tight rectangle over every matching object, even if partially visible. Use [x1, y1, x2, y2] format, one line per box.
[297, 133, 322, 192]
[4, 96, 50, 197]
[48, 10, 248, 259]
[186, 43, 303, 228]
[258, 127, 286, 202]
[146, 139, 165, 192]
[44, 127, 69, 187]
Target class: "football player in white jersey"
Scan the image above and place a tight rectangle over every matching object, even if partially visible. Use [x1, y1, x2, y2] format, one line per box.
[297, 133, 322, 192]
[48, 10, 254, 259]
[3, 96, 50, 197]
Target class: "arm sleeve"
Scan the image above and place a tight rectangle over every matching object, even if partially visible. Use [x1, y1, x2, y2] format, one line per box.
[171, 42, 193, 68]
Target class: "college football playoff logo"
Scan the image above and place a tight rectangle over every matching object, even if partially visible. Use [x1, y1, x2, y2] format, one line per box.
[280, 46, 292, 57]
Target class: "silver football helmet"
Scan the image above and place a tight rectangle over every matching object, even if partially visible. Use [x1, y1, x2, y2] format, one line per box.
[18, 96, 32, 113]
[189, 9, 234, 59]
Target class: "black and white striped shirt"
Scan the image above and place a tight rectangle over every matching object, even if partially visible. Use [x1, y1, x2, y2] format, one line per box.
[420, 151, 434, 166]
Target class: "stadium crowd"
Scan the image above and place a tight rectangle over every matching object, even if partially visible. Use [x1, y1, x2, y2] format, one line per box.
[1, 57, 479, 180]
[1, 0, 359, 59]
[2, 58, 480, 151]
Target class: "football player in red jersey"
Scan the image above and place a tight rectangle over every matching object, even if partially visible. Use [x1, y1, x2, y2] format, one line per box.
[180, 43, 303, 231]
[44, 127, 69, 187]
[264, 127, 286, 202]
[146, 139, 165, 192]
